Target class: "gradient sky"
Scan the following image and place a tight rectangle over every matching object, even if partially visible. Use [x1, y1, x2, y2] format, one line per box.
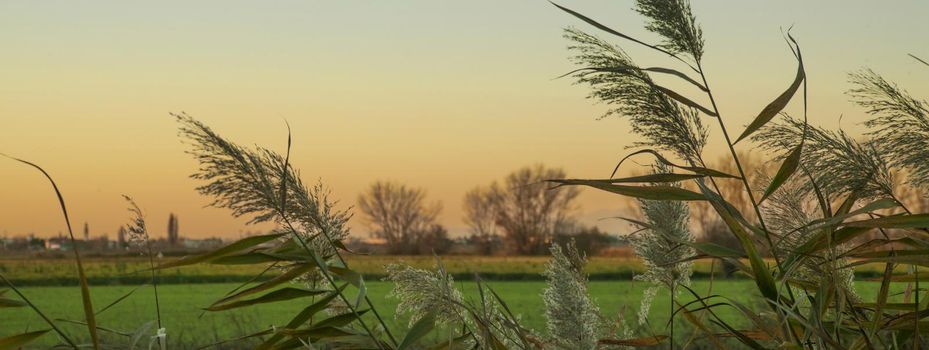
[1, 1, 927, 239]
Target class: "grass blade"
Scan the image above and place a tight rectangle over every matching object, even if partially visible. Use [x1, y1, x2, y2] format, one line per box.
[550, 179, 705, 201]
[397, 310, 437, 350]
[910, 53, 929, 67]
[734, 37, 805, 143]
[157, 232, 287, 269]
[0, 330, 50, 350]
[654, 85, 717, 117]
[205, 287, 328, 311]
[611, 149, 739, 179]
[2, 154, 99, 349]
[759, 143, 802, 203]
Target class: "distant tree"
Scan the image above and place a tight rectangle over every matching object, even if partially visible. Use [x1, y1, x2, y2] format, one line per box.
[462, 187, 499, 255]
[552, 222, 614, 256]
[417, 224, 453, 255]
[481, 164, 580, 255]
[357, 181, 443, 254]
[83, 222, 90, 241]
[167, 213, 179, 246]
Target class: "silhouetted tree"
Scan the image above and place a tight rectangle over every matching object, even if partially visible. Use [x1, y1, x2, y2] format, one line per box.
[417, 224, 452, 255]
[167, 213, 179, 246]
[463, 187, 499, 255]
[552, 222, 614, 256]
[476, 164, 580, 255]
[357, 181, 443, 254]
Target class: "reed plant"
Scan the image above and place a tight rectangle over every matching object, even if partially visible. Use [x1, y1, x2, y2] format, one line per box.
[548, 0, 929, 348]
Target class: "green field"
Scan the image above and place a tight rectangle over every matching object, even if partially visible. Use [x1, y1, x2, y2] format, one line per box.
[0, 256, 915, 348]
[0, 256, 895, 286]
[2, 280, 759, 349]
[0, 279, 909, 349]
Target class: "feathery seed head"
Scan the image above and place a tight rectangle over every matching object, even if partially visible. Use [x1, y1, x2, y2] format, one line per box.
[563, 28, 707, 164]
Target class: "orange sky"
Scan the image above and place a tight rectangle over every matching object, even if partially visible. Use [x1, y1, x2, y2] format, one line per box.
[1, 1, 927, 239]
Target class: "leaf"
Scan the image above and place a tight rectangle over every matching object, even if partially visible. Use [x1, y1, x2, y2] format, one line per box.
[54, 319, 132, 337]
[211, 264, 315, 307]
[195, 328, 275, 350]
[0, 297, 26, 308]
[257, 288, 345, 350]
[654, 85, 717, 117]
[714, 330, 773, 341]
[210, 251, 305, 265]
[95, 283, 145, 315]
[397, 310, 437, 350]
[611, 149, 739, 179]
[643, 67, 707, 91]
[697, 183, 778, 302]
[734, 42, 805, 143]
[856, 302, 921, 310]
[550, 2, 678, 59]
[910, 53, 929, 67]
[278, 326, 357, 340]
[550, 179, 705, 201]
[0, 330, 49, 350]
[206, 287, 328, 311]
[329, 265, 366, 308]
[687, 241, 745, 258]
[599, 335, 667, 347]
[1, 154, 99, 350]
[759, 143, 802, 203]
[425, 333, 473, 350]
[157, 232, 286, 269]
[314, 309, 370, 329]
[845, 214, 929, 229]
[606, 173, 706, 183]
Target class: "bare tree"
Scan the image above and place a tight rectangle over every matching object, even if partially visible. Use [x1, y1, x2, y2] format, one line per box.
[463, 187, 498, 255]
[357, 181, 443, 254]
[481, 164, 580, 255]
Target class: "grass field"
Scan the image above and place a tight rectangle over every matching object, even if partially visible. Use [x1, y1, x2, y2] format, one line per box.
[0, 256, 916, 348]
[0, 255, 896, 286]
[0, 279, 912, 349]
[3, 280, 759, 349]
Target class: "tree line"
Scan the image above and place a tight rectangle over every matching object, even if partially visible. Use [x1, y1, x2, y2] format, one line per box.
[357, 164, 612, 255]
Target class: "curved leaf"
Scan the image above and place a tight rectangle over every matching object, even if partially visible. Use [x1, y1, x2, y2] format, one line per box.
[206, 287, 327, 311]
[611, 149, 739, 179]
[608, 173, 705, 183]
[211, 264, 316, 307]
[845, 214, 929, 229]
[734, 41, 805, 143]
[550, 179, 705, 201]
[654, 85, 717, 117]
[315, 309, 370, 329]
[759, 143, 802, 203]
[158, 232, 286, 269]
[397, 311, 437, 350]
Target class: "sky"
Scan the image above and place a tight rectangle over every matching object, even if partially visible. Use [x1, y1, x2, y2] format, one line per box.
[1, 1, 927, 240]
